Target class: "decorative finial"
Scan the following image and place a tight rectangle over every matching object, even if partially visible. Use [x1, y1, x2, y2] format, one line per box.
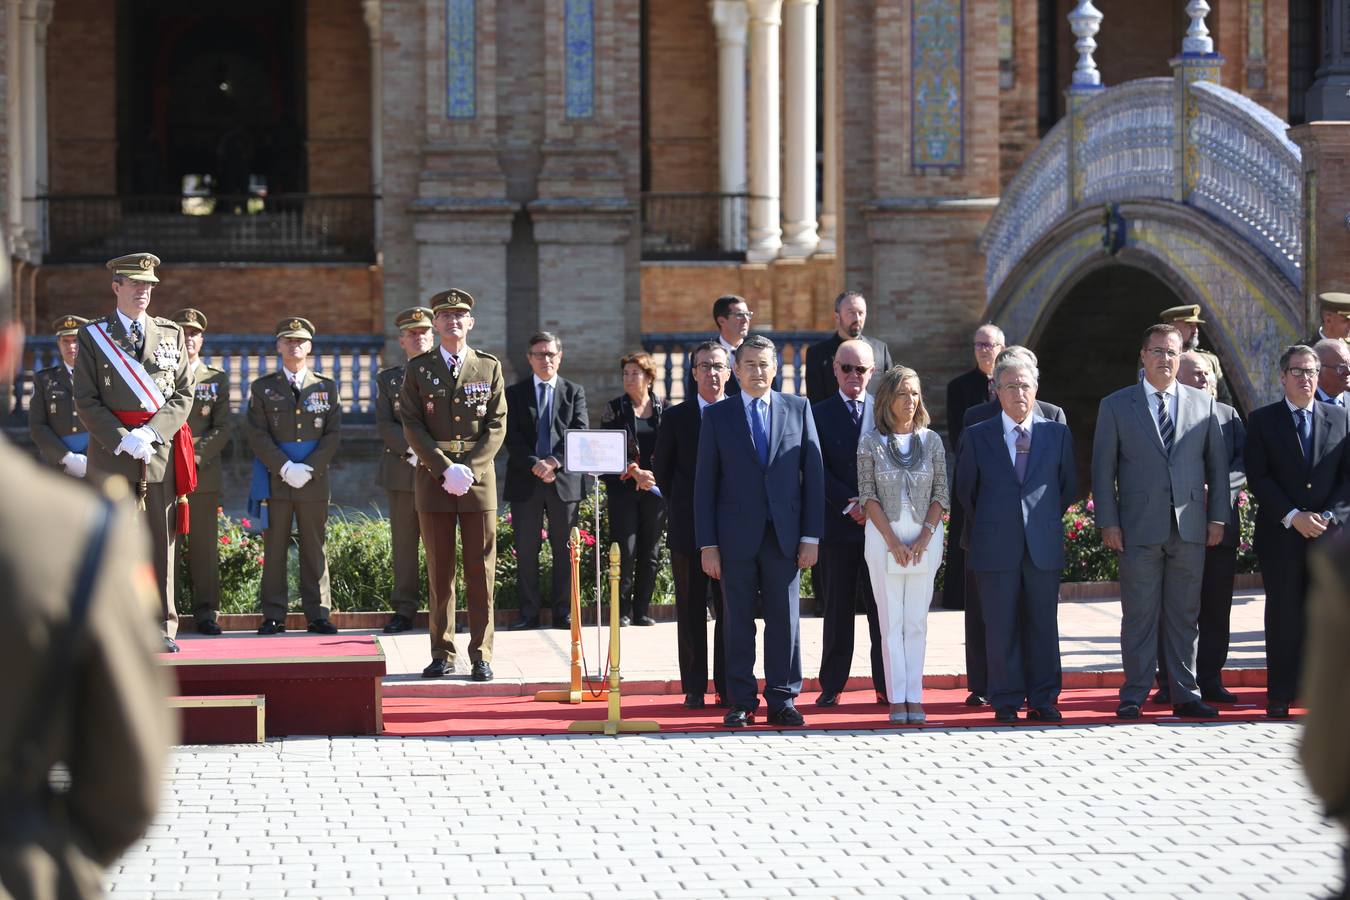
[1068, 1, 1104, 88]
[1182, 0, 1214, 55]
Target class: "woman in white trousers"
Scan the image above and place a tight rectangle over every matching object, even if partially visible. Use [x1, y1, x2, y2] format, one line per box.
[857, 366, 949, 724]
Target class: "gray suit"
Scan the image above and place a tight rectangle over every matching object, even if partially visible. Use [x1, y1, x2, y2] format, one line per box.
[1092, 380, 1227, 705]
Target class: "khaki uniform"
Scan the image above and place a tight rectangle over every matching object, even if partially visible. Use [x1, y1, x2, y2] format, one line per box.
[73, 314, 195, 636]
[244, 369, 342, 622]
[27, 364, 86, 470]
[375, 365, 423, 620]
[184, 361, 233, 624]
[0, 437, 175, 899]
[400, 347, 506, 664]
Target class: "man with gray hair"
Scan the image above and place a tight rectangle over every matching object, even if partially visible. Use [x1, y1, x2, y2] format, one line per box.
[1315, 338, 1350, 407]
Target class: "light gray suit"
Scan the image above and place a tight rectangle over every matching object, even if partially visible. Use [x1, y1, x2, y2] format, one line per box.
[1091, 380, 1227, 705]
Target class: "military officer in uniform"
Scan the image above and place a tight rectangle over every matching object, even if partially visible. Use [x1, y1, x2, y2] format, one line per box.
[28, 314, 90, 478]
[245, 317, 343, 635]
[173, 308, 233, 635]
[0, 314, 175, 900]
[399, 289, 506, 681]
[1307, 291, 1350, 347]
[73, 252, 196, 653]
[1159, 304, 1232, 406]
[376, 306, 436, 634]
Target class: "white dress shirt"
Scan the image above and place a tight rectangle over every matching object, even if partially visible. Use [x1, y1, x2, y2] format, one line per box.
[283, 367, 310, 389]
[1000, 410, 1035, 467]
[839, 390, 877, 444]
[1316, 387, 1346, 407]
[697, 394, 717, 416]
[116, 308, 148, 343]
[1142, 378, 1179, 443]
[1282, 397, 1320, 528]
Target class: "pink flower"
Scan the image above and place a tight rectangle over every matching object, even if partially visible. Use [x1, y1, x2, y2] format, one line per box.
[505, 512, 513, 524]
[241, 517, 252, 529]
[541, 529, 549, 540]
[220, 535, 231, 545]
[1085, 498, 1095, 512]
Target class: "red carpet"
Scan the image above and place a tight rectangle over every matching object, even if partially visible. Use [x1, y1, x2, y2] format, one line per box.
[381, 686, 1301, 737]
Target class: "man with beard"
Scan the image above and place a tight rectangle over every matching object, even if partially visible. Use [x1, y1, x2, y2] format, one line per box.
[803, 291, 894, 404]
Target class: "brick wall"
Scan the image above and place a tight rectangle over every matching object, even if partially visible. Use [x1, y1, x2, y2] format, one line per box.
[306, 0, 373, 195]
[640, 254, 841, 333]
[999, 0, 1040, 188]
[644, 0, 718, 193]
[46, 0, 117, 194]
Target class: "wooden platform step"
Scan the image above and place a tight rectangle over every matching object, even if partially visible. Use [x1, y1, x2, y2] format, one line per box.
[171, 695, 266, 744]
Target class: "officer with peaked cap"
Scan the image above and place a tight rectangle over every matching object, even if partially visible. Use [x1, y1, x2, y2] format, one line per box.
[72, 252, 196, 653]
[244, 317, 342, 635]
[29, 314, 90, 478]
[377, 307, 437, 634]
[399, 289, 506, 680]
[1159, 304, 1232, 406]
[172, 308, 233, 635]
[1310, 292, 1350, 346]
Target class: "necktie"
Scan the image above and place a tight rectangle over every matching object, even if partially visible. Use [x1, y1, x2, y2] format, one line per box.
[536, 382, 552, 458]
[750, 398, 770, 468]
[1155, 391, 1174, 453]
[1296, 408, 1312, 461]
[1013, 425, 1031, 483]
[290, 379, 300, 403]
[129, 320, 143, 354]
[848, 398, 861, 426]
[448, 354, 460, 378]
[986, 379, 995, 402]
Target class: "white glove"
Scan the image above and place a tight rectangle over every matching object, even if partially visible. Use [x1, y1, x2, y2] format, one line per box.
[61, 452, 87, 479]
[442, 463, 474, 496]
[114, 431, 149, 461]
[405, 449, 420, 468]
[280, 460, 314, 489]
[292, 463, 314, 488]
[130, 425, 160, 446]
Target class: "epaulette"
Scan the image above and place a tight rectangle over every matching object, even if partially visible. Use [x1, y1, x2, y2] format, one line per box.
[409, 349, 440, 365]
[152, 316, 182, 330]
[34, 363, 61, 376]
[474, 350, 500, 364]
[378, 364, 405, 377]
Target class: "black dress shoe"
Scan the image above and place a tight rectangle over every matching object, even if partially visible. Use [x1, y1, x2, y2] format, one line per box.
[633, 615, 656, 626]
[1201, 685, 1237, 703]
[257, 619, 286, 635]
[683, 694, 705, 709]
[723, 707, 755, 727]
[422, 658, 451, 678]
[553, 615, 571, 630]
[965, 692, 988, 706]
[162, 635, 180, 653]
[618, 615, 632, 627]
[382, 614, 414, 634]
[1151, 686, 1172, 704]
[470, 661, 493, 682]
[197, 620, 222, 636]
[767, 705, 805, 726]
[308, 619, 338, 635]
[1267, 704, 1291, 719]
[1116, 702, 1142, 720]
[816, 691, 840, 707]
[1173, 700, 1219, 718]
[994, 707, 1019, 723]
[507, 616, 540, 631]
[1028, 706, 1063, 722]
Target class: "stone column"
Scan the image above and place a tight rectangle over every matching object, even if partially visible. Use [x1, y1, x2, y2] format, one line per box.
[6, 0, 26, 258]
[1307, 0, 1350, 120]
[745, 0, 783, 263]
[710, 0, 748, 253]
[818, 0, 839, 255]
[780, 0, 818, 258]
[362, 0, 383, 247]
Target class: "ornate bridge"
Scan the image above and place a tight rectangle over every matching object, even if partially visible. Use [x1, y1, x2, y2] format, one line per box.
[981, 68, 1305, 410]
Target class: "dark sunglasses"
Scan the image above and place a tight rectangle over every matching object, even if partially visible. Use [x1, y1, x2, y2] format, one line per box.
[838, 363, 871, 375]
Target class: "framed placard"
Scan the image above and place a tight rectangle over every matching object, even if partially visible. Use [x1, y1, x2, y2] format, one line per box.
[564, 429, 627, 475]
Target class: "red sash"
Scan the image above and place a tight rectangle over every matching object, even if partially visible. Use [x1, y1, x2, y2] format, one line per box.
[114, 411, 198, 534]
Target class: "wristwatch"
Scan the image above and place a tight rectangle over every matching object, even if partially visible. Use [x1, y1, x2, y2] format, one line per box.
[923, 521, 938, 535]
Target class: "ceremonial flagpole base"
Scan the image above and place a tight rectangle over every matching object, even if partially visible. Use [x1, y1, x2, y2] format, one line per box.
[536, 528, 607, 703]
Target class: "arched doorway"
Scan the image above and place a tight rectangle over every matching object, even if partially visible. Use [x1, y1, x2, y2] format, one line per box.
[1033, 265, 1186, 493]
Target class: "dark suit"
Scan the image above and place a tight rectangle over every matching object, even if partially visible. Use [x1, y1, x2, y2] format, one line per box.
[802, 333, 894, 405]
[955, 398, 1066, 697]
[1245, 399, 1350, 705]
[600, 393, 667, 620]
[955, 414, 1076, 711]
[683, 339, 781, 400]
[694, 391, 824, 712]
[503, 376, 589, 620]
[812, 393, 885, 699]
[653, 397, 726, 700]
[942, 367, 994, 611]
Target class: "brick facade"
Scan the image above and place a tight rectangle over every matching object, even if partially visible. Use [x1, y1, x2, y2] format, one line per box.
[305, 0, 373, 195]
[644, 0, 718, 193]
[46, 0, 116, 194]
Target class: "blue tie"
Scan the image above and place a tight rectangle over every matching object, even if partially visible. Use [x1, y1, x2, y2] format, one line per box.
[536, 382, 552, 458]
[750, 398, 769, 468]
[1296, 408, 1312, 462]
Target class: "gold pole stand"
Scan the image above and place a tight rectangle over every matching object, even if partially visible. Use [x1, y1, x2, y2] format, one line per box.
[535, 528, 604, 703]
[569, 543, 660, 734]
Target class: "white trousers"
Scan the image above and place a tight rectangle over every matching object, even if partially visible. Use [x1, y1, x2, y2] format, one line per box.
[863, 513, 942, 703]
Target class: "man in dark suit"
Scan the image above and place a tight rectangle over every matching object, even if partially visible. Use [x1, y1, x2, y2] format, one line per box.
[1154, 352, 1245, 704]
[956, 353, 1076, 722]
[1245, 344, 1350, 718]
[812, 339, 884, 706]
[942, 323, 1005, 612]
[956, 345, 1065, 706]
[695, 334, 824, 727]
[803, 291, 894, 404]
[683, 294, 780, 399]
[654, 340, 730, 709]
[1315, 338, 1350, 408]
[503, 331, 589, 630]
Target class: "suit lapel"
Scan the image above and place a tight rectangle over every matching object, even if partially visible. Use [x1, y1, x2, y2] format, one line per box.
[1024, 416, 1050, 485]
[1275, 403, 1307, 464]
[727, 396, 761, 467]
[767, 392, 785, 464]
[1131, 387, 1168, 458]
[138, 317, 158, 365]
[1313, 401, 1334, 465]
[981, 419, 1018, 481]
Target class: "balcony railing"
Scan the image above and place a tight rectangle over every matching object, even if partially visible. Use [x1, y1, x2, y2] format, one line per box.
[640, 192, 751, 261]
[40, 194, 378, 264]
[9, 334, 384, 424]
[640, 331, 828, 403]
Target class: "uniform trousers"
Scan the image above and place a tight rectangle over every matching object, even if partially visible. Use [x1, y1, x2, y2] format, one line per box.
[608, 486, 666, 619]
[386, 488, 423, 619]
[421, 509, 495, 665]
[186, 490, 220, 624]
[1118, 519, 1205, 706]
[128, 466, 178, 637]
[863, 515, 939, 704]
[258, 499, 331, 623]
[670, 549, 726, 700]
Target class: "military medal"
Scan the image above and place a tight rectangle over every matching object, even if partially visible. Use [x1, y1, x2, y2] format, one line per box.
[104, 376, 111, 387]
[201, 404, 211, 416]
[314, 416, 324, 428]
[426, 400, 435, 416]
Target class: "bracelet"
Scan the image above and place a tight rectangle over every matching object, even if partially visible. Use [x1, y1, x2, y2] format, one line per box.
[922, 521, 937, 534]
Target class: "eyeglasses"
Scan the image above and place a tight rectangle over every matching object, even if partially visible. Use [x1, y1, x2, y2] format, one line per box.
[695, 363, 727, 372]
[729, 311, 755, 320]
[837, 363, 871, 375]
[1286, 366, 1320, 379]
[1324, 363, 1350, 376]
[998, 382, 1035, 394]
[529, 351, 559, 360]
[1146, 348, 1181, 360]
[974, 341, 1003, 351]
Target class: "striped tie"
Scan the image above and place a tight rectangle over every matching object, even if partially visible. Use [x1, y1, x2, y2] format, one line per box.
[1155, 391, 1174, 453]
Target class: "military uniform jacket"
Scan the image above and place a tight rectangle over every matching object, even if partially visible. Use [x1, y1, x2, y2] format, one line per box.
[375, 365, 414, 493]
[73, 315, 194, 484]
[186, 361, 233, 494]
[28, 364, 86, 467]
[399, 346, 506, 513]
[244, 369, 342, 502]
